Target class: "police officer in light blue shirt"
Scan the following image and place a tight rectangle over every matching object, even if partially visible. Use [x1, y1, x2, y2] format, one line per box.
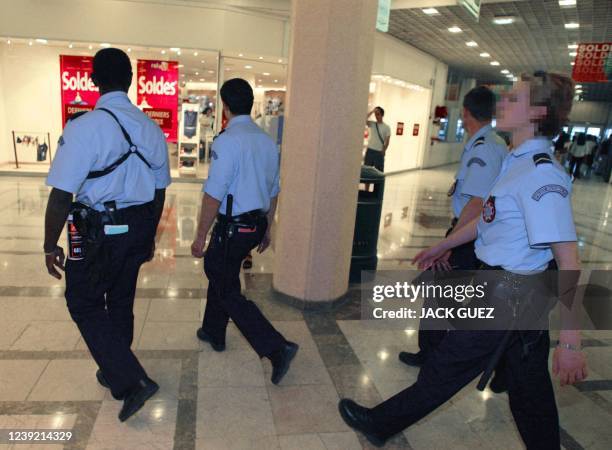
[43, 48, 170, 422]
[400, 86, 507, 368]
[190, 78, 298, 385]
[341, 72, 587, 449]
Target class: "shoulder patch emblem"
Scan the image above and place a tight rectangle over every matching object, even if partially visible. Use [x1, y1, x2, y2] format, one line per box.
[467, 157, 486, 167]
[482, 196, 496, 223]
[533, 153, 552, 166]
[211, 150, 218, 160]
[531, 184, 569, 201]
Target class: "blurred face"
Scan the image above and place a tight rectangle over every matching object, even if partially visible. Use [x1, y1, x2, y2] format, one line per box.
[496, 80, 545, 133]
[374, 108, 383, 122]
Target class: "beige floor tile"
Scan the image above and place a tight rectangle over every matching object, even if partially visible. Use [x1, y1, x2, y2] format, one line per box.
[268, 385, 347, 435]
[87, 399, 176, 449]
[137, 321, 201, 350]
[147, 298, 202, 322]
[28, 359, 105, 401]
[271, 321, 318, 352]
[0, 297, 71, 322]
[0, 320, 28, 350]
[196, 435, 280, 450]
[197, 387, 275, 440]
[278, 433, 326, 450]
[0, 413, 77, 429]
[10, 321, 80, 351]
[262, 348, 333, 386]
[198, 350, 266, 388]
[0, 360, 49, 401]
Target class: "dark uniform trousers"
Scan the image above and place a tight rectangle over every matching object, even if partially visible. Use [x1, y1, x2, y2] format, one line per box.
[65, 203, 155, 399]
[372, 329, 560, 449]
[202, 216, 286, 357]
[418, 220, 479, 355]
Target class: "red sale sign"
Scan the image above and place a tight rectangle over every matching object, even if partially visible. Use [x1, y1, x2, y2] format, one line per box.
[137, 59, 179, 142]
[60, 55, 100, 126]
[572, 42, 612, 82]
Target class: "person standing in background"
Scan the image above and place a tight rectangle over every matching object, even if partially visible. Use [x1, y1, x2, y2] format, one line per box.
[364, 107, 391, 172]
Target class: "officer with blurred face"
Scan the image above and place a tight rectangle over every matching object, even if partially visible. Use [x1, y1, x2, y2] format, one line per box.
[191, 78, 298, 385]
[400, 86, 508, 367]
[44, 48, 170, 421]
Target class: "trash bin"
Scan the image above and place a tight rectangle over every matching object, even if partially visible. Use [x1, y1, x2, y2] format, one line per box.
[349, 166, 385, 283]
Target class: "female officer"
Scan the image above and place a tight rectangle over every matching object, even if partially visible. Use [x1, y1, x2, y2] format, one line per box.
[338, 72, 588, 449]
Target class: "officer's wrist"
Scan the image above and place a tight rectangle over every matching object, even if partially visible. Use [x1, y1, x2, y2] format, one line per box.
[44, 245, 57, 255]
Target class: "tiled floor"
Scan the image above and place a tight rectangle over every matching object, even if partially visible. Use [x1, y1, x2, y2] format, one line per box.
[0, 166, 611, 449]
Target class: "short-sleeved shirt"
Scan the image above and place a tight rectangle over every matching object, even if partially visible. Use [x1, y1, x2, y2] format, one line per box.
[475, 138, 577, 273]
[451, 124, 507, 218]
[367, 121, 391, 152]
[203, 115, 280, 216]
[47, 92, 171, 211]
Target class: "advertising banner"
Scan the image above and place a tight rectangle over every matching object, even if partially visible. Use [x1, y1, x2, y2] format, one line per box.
[572, 42, 612, 82]
[60, 55, 99, 126]
[413, 124, 420, 136]
[137, 59, 179, 142]
[396, 122, 404, 136]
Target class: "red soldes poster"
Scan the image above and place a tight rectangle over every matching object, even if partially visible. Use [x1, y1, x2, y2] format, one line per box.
[60, 55, 99, 126]
[137, 59, 179, 142]
[572, 42, 612, 82]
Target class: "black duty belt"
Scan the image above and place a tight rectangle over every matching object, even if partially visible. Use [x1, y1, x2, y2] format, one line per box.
[218, 209, 266, 225]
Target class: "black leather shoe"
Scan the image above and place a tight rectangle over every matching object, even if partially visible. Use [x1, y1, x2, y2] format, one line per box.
[118, 378, 159, 422]
[489, 371, 508, 394]
[398, 351, 425, 367]
[270, 342, 299, 385]
[338, 399, 386, 447]
[96, 369, 110, 389]
[197, 328, 226, 352]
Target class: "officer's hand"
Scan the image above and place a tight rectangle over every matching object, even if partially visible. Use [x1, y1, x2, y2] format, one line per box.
[191, 237, 206, 258]
[432, 250, 452, 272]
[45, 246, 65, 280]
[412, 244, 446, 270]
[257, 231, 271, 253]
[553, 346, 588, 386]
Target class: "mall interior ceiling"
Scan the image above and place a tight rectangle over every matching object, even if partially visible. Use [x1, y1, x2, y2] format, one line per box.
[171, 0, 611, 102]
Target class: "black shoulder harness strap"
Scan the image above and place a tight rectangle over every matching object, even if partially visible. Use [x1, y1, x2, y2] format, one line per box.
[86, 108, 152, 180]
[533, 153, 552, 166]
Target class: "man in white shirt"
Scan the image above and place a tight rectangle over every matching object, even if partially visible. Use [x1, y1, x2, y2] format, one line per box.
[364, 107, 391, 172]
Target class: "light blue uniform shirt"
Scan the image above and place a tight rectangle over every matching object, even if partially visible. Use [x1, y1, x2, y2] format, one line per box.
[47, 92, 171, 211]
[451, 124, 507, 218]
[203, 115, 280, 216]
[475, 138, 577, 272]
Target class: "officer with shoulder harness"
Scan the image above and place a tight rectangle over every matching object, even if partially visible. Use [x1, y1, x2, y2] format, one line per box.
[400, 86, 508, 368]
[339, 72, 587, 449]
[44, 48, 170, 422]
[191, 78, 298, 385]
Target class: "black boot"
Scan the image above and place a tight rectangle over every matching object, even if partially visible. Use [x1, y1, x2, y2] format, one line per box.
[269, 342, 299, 385]
[338, 399, 387, 447]
[398, 351, 426, 367]
[118, 378, 159, 422]
[197, 328, 226, 352]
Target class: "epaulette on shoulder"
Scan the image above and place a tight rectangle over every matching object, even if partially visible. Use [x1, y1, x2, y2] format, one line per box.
[67, 111, 90, 122]
[212, 128, 226, 142]
[473, 136, 486, 148]
[533, 153, 552, 166]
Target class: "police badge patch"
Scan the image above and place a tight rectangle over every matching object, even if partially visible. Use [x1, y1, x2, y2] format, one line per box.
[447, 180, 457, 197]
[531, 184, 568, 201]
[482, 196, 496, 223]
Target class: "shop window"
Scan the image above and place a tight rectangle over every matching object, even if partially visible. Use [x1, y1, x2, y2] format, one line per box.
[455, 118, 465, 142]
[437, 118, 448, 141]
[570, 126, 586, 139]
[586, 127, 601, 137]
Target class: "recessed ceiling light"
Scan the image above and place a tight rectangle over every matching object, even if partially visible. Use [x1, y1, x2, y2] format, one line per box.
[28, 41, 33, 46]
[194, 52, 198, 56]
[559, 0, 576, 7]
[170, 47, 180, 52]
[466, 41, 478, 47]
[200, 78, 204, 82]
[490, 61, 500, 66]
[571, 62, 575, 66]
[568, 44, 578, 49]
[565, 22, 580, 29]
[422, 8, 439, 15]
[493, 16, 516, 25]
[36, 38, 48, 44]
[278, 59, 283, 63]
[208, 70, 214, 73]
[161, 50, 166, 54]
[127, 48, 132, 52]
[88, 45, 93, 50]
[177, 51, 181, 55]
[569, 52, 577, 57]
[501, 69, 509, 74]
[225, 68, 231, 71]
[238, 53, 243, 57]
[195, 72, 199, 75]
[178, 64, 184, 68]
[100, 43, 111, 48]
[68, 43, 73, 49]
[6, 39, 11, 44]
[258, 56, 264, 60]
[448, 26, 462, 33]
[263, 72, 270, 76]
[274, 79, 278, 83]
[245, 65, 253, 69]
[479, 52, 490, 58]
